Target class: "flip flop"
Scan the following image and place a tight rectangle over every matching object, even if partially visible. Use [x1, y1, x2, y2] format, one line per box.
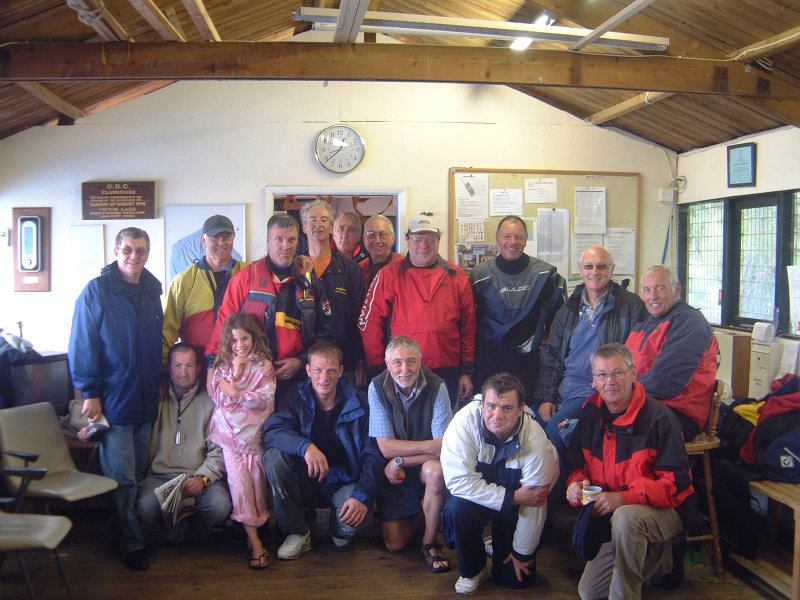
[249, 551, 269, 570]
[422, 542, 451, 573]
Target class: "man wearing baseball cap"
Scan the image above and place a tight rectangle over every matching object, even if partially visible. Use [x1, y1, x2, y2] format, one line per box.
[162, 214, 248, 383]
[359, 214, 476, 408]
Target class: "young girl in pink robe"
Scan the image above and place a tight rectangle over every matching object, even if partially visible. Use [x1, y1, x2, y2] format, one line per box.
[209, 312, 276, 569]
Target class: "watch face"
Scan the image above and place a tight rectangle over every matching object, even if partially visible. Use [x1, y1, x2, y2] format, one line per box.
[315, 125, 366, 173]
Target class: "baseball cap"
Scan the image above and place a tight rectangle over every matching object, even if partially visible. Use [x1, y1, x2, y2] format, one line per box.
[407, 215, 441, 235]
[203, 215, 235, 237]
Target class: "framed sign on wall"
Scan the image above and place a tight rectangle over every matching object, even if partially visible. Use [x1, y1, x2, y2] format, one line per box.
[727, 142, 756, 187]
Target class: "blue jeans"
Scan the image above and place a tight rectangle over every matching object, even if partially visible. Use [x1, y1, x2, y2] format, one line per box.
[264, 448, 372, 539]
[536, 396, 586, 492]
[99, 422, 153, 553]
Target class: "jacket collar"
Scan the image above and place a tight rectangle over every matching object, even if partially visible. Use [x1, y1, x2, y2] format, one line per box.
[399, 254, 456, 275]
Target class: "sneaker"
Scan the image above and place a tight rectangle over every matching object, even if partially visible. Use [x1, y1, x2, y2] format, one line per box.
[483, 535, 493, 557]
[455, 564, 490, 595]
[277, 530, 311, 560]
[124, 548, 150, 571]
[662, 533, 687, 590]
[331, 534, 352, 548]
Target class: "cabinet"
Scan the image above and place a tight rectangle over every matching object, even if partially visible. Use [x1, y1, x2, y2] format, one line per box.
[750, 341, 783, 398]
[714, 330, 751, 399]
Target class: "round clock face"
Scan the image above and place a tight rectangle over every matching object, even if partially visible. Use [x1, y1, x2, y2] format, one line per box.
[315, 124, 366, 173]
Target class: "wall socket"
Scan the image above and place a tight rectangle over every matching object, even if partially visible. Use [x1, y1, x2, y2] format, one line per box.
[658, 187, 677, 204]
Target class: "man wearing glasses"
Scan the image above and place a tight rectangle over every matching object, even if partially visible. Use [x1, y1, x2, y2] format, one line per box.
[359, 214, 403, 287]
[69, 227, 163, 571]
[534, 246, 646, 475]
[625, 265, 719, 441]
[566, 343, 694, 599]
[359, 215, 477, 408]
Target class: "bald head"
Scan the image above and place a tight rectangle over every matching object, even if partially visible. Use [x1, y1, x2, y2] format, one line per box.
[579, 246, 615, 299]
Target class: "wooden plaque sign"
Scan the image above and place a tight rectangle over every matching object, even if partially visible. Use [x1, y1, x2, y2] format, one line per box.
[82, 181, 156, 220]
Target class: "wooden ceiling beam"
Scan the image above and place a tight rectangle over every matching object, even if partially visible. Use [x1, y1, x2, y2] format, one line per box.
[127, 0, 186, 41]
[728, 25, 800, 62]
[334, 0, 370, 43]
[182, 0, 221, 42]
[587, 91, 673, 124]
[1, 42, 798, 99]
[16, 82, 87, 120]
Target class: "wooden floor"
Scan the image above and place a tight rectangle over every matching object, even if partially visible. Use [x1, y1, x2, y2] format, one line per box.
[1, 502, 785, 600]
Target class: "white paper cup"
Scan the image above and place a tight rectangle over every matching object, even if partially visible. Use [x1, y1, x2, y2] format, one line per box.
[582, 485, 603, 505]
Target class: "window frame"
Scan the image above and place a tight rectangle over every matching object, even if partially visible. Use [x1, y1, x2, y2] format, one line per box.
[678, 190, 798, 334]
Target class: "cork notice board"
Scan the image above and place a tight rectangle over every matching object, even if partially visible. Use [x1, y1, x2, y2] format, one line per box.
[449, 168, 640, 287]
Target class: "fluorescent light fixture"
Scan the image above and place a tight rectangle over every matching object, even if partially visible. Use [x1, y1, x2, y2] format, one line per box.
[510, 12, 552, 50]
[294, 8, 669, 52]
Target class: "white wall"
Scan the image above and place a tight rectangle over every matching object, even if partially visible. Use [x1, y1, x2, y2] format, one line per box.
[0, 79, 675, 352]
[677, 125, 800, 204]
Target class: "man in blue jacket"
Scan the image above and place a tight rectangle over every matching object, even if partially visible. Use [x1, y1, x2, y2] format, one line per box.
[262, 341, 381, 559]
[68, 227, 163, 571]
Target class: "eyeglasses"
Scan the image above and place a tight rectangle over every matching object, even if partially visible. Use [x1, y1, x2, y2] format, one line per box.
[365, 231, 390, 240]
[119, 246, 149, 257]
[407, 234, 438, 245]
[592, 368, 631, 382]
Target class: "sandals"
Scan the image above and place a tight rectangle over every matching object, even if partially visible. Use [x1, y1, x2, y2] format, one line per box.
[422, 543, 451, 573]
[249, 551, 269, 570]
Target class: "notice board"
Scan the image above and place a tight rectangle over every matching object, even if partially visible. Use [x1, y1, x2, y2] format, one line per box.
[449, 168, 640, 288]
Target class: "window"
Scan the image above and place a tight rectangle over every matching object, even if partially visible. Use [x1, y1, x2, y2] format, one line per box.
[678, 190, 799, 333]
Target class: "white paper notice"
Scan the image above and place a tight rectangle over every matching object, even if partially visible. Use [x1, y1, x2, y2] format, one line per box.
[574, 187, 607, 234]
[455, 173, 489, 221]
[537, 208, 570, 275]
[779, 340, 800, 376]
[788, 265, 800, 334]
[525, 178, 558, 204]
[490, 188, 523, 216]
[605, 228, 636, 275]
[459, 221, 485, 243]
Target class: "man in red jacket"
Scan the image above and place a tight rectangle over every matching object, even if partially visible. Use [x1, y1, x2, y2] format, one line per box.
[359, 215, 476, 408]
[566, 343, 695, 600]
[625, 265, 719, 441]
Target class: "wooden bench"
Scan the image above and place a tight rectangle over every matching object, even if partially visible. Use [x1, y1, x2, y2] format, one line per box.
[728, 480, 800, 599]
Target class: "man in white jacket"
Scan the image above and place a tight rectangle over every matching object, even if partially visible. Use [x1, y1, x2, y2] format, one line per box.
[440, 372, 559, 595]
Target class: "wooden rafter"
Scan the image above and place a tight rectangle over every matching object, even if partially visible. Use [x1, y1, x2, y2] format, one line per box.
[127, 0, 186, 41]
[16, 82, 87, 120]
[1, 42, 796, 100]
[182, 0, 221, 42]
[729, 25, 800, 62]
[587, 91, 673, 125]
[333, 0, 370, 43]
[571, 0, 659, 51]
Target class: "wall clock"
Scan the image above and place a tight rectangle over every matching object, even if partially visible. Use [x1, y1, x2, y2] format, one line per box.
[315, 124, 366, 174]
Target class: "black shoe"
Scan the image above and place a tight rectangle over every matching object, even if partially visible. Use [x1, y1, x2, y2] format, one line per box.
[662, 534, 686, 590]
[124, 548, 150, 571]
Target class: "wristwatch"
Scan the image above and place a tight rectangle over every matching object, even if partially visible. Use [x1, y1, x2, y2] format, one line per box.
[198, 475, 211, 487]
[394, 457, 404, 467]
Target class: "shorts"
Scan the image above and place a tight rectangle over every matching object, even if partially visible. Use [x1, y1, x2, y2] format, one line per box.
[376, 465, 425, 522]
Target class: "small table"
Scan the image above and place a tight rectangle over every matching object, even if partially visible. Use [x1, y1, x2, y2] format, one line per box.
[729, 480, 800, 599]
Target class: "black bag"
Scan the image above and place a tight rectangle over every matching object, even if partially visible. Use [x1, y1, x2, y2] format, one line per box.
[571, 502, 612, 561]
[754, 409, 800, 482]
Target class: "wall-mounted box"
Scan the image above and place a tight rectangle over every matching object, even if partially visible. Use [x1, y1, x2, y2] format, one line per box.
[714, 330, 751, 399]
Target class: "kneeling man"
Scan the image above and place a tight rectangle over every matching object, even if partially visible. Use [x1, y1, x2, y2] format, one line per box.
[137, 342, 231, 544]
[566, 343, 695, 600]
[441, 373, 558, 595]
[263, 342, 381, 559]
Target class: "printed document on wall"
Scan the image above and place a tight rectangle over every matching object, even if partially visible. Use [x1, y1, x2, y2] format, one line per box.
[525, 178, 558, 204]
[537, 208, 569, 276]
[455, 173, 489, 221]
[574, 187, 607, 234]
[490, 188, 523, 216]
[605, 228, 636, 275]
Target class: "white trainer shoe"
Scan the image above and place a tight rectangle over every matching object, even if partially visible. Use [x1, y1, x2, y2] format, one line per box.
[331, 534, 352, 548]
[483, 535, 493, 557]
[455, 564, 490, 595]
[277, 530, 311, 560]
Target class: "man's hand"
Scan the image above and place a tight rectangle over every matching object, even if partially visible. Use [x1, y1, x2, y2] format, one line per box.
[457, 374, 474, 400]
[275, 357, 302, 381]
[384, 459, 406, 485]
[503, 552, 535, 582]
[183, 476, 205, 497]
[538, 402, 556, 423]
[81, 397, 102, 422]
[219, 377, 240, 399]
[304, 444, 329, 481]
[591, 491, 624, 516]
[566, 479, 589, 505]
[513, 485, 550, 507]
[338, 498, 368, 527]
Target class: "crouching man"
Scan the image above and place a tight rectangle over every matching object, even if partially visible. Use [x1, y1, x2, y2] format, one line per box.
[440, 373, 559, 595]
